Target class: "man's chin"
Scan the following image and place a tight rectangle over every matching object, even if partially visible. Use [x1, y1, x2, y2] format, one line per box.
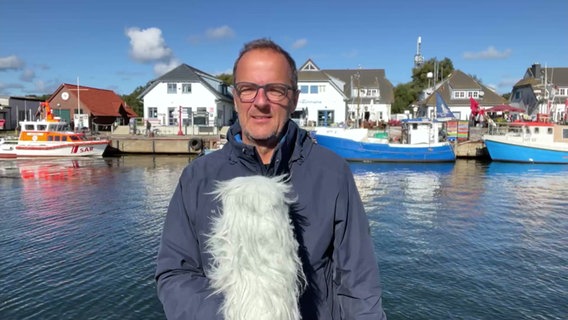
[244, 131, 279, 147]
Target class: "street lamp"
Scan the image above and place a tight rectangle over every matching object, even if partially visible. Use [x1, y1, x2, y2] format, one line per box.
[177, 105, 183, 136]
[427, 72, 433, 89]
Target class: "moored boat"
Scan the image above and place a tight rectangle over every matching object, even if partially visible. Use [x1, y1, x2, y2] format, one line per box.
[0, 102, 110, 159]
[312, 118, 456, 163]
[482, 121, 568, 164]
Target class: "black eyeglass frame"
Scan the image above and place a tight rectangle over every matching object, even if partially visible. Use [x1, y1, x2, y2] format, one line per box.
[234, 82, 297, 103]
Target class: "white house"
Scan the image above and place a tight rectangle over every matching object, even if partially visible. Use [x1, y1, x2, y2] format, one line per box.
[510, 63, 568, 122]
[296, 59, 394, 127]
[139, 64, 235, 131]
[420, 70, 505, 121]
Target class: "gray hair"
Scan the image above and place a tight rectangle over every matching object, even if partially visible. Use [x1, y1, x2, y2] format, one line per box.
[232, 38, 298, 90]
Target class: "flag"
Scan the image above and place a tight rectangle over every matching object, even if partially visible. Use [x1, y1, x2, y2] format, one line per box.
[469, 97, 479, 116]
[436, 92, 456, 119]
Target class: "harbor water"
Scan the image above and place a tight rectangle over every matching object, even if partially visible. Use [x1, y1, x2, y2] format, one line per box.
[0, 156, 566, 319]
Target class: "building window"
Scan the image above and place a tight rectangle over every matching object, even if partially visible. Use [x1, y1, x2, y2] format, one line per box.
[368, 89, 378, 97]
[167, 83, 177, 94]
[300, 85, 309, 94]
[318, 85, 326, 93]
[182, 83, 191, 93]
[310, 85, 318, 94]
[148, 107, 158, 118]
[317, 110, 334, 126]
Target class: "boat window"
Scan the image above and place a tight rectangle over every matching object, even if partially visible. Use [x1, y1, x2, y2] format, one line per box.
[547, 128, 553, 134]
[525, 127, 530, 134]
[70, 136, 80, 141]
[54, 136, 61, 141]
[62, 136, 68, 141]
[534, 127, 539, 134]
[48, 136, 53, 141]
[563, 128, 568, 139]
[38, 125, 47, 131]
[25, 124, 35, 130]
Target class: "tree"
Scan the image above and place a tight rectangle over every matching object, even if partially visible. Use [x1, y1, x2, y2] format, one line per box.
[122, 84, 148, 117]
[392, 83, 419, 114]
[217, 73, 233, 86]
[411, 58, 454, 89]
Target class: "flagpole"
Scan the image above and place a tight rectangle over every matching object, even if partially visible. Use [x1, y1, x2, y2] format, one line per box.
[77, 77, 81, 115]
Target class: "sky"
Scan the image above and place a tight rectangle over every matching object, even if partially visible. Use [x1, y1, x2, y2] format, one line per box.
[1, 0, 567, 98]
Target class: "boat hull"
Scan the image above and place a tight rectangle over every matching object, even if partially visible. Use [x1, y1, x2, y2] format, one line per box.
[0, 141, 109, 158]
[314, 134, 456, 162]
[483, 138, 568, 164]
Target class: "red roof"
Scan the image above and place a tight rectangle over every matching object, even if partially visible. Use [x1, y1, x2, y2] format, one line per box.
[54, 84, 137, 117]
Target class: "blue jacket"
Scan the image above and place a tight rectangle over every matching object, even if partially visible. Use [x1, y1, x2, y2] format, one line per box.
[155, 120, 387, 319]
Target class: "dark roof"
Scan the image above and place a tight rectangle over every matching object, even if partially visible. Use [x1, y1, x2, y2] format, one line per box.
[139, 64, 233, 102]
[515, 65, 568, 87]
[422, 70, 505, 107]
[298, 61, 394, 104]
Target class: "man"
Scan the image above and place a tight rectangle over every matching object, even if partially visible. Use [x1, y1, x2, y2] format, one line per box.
[155, 38, 387, 320]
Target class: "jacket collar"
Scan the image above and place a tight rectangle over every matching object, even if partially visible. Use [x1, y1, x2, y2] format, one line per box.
[226, 120, 310, 175]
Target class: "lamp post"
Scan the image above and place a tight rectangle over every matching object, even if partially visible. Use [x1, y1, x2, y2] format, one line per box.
[353, 72, 361, 128]
[177, 105, 183, 136]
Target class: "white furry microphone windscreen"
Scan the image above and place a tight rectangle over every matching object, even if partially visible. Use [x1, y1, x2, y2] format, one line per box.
[207, 175, 306, 320]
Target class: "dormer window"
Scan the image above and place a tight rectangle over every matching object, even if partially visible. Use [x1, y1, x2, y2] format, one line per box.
[452, 90, 480, 99]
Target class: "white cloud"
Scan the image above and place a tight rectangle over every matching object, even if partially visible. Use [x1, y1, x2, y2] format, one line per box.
[342, 49, 359, 59]
[463, 46, 512, 60]
[154, 59, 182, 76]
[292, 38, 308, 49]
[20, 68, 35, 82]
[205, 26, 235, 40]
[126, 27, 173, 62]
[0, 55, 25, 71]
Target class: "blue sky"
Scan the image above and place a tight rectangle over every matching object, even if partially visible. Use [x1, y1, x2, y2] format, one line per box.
[1, 0, 567, 97]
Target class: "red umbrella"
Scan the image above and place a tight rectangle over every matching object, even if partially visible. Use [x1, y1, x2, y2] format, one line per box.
[484, 104, 525, 113]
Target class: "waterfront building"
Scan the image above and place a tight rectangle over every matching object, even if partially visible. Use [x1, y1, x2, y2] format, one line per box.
[296, 59, 395, 127]
[138, 64, 235, 132]
[48, 83, 137, 131]
[420, 70, 506, 121]
[510, 63, 568, 122]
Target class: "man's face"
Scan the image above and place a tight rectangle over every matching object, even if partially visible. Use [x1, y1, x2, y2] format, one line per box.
[233, 49, 298, 147]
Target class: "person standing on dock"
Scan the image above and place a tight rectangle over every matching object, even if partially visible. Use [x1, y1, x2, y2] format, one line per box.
[145, 120, 152, 137]
[155, 38, 387, 320]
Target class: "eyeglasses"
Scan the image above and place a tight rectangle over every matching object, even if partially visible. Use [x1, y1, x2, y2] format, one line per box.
[235, 82, 295, 103]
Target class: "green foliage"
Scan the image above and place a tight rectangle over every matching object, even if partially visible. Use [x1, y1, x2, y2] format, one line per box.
[392, 83, 419, 114]
[217, 73, 234, 86]
[411, 58, 454, 88]
[122, 84, 148, 116]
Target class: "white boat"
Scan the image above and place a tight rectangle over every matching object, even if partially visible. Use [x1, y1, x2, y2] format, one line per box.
[0, 102, 110, 159]
[312, 118, 456, 163]
[482, 121, 568, 163]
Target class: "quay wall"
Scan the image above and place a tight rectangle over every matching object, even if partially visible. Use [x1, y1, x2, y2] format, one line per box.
[107, 135, 218, 155]
[107, 134, 489, 160]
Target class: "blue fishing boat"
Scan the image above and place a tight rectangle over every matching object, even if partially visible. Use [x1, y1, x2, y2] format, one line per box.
[313, 118, 456, 163]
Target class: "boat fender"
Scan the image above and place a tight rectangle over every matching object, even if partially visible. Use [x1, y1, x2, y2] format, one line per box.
[189, 138, 203, 152]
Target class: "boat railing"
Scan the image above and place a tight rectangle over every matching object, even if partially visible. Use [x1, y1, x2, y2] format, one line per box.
[488, 122, 515, 136]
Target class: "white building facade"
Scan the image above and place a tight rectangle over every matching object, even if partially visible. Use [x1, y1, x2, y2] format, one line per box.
[139, 64, 234, 131]
[296, 60, 394, 127]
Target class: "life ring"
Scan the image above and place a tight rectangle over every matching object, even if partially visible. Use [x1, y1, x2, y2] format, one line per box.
[189, 138, 203, 152]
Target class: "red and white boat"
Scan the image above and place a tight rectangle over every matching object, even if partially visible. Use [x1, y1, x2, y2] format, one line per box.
[0, 102, 109, 159]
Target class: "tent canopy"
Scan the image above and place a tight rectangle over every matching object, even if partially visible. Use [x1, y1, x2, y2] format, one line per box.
[484, 104, 525, 113]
